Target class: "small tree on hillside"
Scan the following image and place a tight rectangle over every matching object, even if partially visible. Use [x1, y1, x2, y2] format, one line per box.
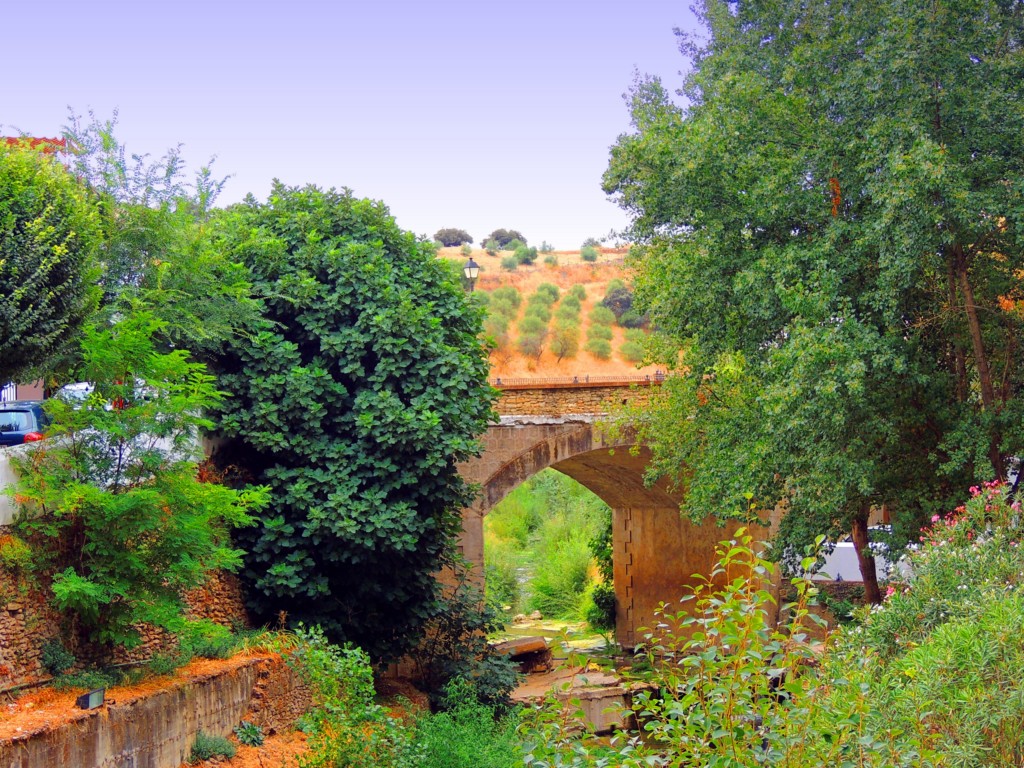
[434, 227, 473, 247]
[208, 183, 494, 660]
[483, 229, 527, 248]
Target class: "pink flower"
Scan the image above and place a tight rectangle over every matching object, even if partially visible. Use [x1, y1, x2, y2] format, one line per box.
[931, 514, 941, 523]
[885, 585, 896, 599]
[970, 486, 980, 496]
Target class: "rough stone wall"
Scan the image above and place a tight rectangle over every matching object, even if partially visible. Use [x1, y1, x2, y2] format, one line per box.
[494, 382, 656, 417]
[0, 654, 310, 768]
[0, 527, 249, 691]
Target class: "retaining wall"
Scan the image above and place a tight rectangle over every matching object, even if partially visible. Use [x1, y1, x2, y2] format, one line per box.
[0, 654, 310, 768]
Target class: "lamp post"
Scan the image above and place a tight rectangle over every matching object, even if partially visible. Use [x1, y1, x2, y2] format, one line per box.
[463, 257, 480, 292]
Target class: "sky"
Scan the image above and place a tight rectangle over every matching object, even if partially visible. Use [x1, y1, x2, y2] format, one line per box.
[3, 1, 698, 250]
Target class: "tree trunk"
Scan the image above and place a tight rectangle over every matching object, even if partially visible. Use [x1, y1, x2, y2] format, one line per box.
[954, 246, 1005, 479]
[946, 261, 969, 402]
[851, 508, 881, 604]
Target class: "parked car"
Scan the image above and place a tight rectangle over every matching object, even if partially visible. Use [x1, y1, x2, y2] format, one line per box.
[815, 525, 904, 582]
[0, 401, 48, 447]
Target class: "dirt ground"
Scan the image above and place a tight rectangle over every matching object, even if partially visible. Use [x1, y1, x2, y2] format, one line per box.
[438, 246, 664, 380]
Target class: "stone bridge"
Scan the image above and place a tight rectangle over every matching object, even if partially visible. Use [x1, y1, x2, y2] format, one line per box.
[458, 376, 778, 648]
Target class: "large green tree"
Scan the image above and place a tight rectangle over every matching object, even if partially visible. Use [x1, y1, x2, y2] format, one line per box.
[605, 0, 1024, 599]
[208, 183, 495, 659]
[0, 142, 100, 384]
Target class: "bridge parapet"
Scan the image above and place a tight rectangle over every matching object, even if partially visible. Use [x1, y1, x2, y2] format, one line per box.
[492, 375, 662, 417]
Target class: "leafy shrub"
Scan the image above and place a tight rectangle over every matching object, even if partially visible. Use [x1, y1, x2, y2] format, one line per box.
[624, 328, 646, 344]
[619, 340, 644, 363]
[605, 278, 626, 293]
[434, 227, 473, 246]
[460, 243, 473, 256]
[588, 305, 616, 326]
[618, 309, 649, 328]
[554, 303, 580, 322]
[567, 284, 587, 301]
[581, 237, 602, 248]
[40, 640, 76, 677]
[539, 241, 555, 253]
[488, 298, 518, 321]
[147, 652, 186, 676]
[485, 536, 521, 613]
[514, 245, 538, 265]
[208, 184, 494, 661]
[13, 314, 264, 649]
[601, 285, 633, 318]
[523, 303, 551, 323]
[584, 338, 611, 359]
[190, 732, 237, 763]
[580, 245, 599, 262]
[542, 255, 558, 266]
[534, 283, 560, 304]
[583, 582, 616, 631]
[485, 239, 499, 256]
[234, 720, 265, 747]
[491, 286, 522, 308]
[484, 229, 527, 248]
[415, 680, 522, 768]
[0, 535, 32, 574]
[588, 324, 612, 341]
[500, 256, 518, 271]
[291, 626, 421, 768]
[517, 330, 547, 359]
[504, 238, 526, 252]
[51, 668, 119, 692]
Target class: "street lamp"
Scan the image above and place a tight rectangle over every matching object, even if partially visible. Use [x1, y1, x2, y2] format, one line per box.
[463, 257, 480, 292]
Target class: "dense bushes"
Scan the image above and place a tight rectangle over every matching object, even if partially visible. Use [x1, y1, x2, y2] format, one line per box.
[483, 229, 527, 248]
[208, 184, 494, 660]
[434, 227, 473, 246]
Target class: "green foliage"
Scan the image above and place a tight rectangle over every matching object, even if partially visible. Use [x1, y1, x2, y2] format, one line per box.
[460, 243, 473, 257]
[407, 570, 521, 711]
[581, 237, 602, 249]
[567, 284, 587, 302]
[415, 680, 523, 768]
[208, 184, 494, 661]
[579, 245, 598, 262]
[549, 321, 580, 362]
[490, 286, 522, 309]
[51, 668, 120, 692]
[617, 309, 648, 329]
[484, 229, 527, 248]
[554, 302, 580, 322]
[517, 315, 549, 359]
[434, 227, 473, 247]
[40, 640, 76, 677]
[584, 338, 611, 359]
[533, 283, 560, 304]
[514, 245, 538, 265]
[587, 324, 612, 342]
[500, 255, 518, 271]
[13, 314, 263, 649]
[190, 732, 237, 763]
[600, 285, 633, 318]
[484, 238, 499, 256]
[291, 626, 421, 768]
[603, 0, 1024, 593]
[0, 534, 32, 574]
[542, 255, 557, 266]
[523, 303, 552, 323]
[619, 341, 644, 363]
[233, 721, 265, 747]
[539, 241, 554, 254]
[484, 535, 521, 613]
[0, 142, 101, 383]
[587, 305, 615, 326]
[583, 582, 616, 631]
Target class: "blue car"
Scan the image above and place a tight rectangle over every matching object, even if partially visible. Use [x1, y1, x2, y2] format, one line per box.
[0, 401, 48, 447]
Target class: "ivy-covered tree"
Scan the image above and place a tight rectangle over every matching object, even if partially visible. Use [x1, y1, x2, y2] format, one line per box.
[208, 183, 495, 659]
[0, 142, 100, 383]
[604, 0, 1024, 599]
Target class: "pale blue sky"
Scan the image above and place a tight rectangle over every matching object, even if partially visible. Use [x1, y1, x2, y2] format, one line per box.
[3, 1, 696, 249]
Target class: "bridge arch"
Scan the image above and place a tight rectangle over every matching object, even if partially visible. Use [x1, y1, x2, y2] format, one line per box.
[458, 379, 778, 647]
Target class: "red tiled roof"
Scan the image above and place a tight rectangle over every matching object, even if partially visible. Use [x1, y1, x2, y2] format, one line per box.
[2, 137, 68, 154]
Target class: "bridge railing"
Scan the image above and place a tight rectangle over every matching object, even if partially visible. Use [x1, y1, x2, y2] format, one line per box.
[490, 373, 667, 389]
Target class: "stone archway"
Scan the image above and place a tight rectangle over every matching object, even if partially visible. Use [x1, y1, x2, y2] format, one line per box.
[458, 414, 778, 648]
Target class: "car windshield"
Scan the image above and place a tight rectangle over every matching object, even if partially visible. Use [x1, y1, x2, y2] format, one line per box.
[0, 411, 34, 433]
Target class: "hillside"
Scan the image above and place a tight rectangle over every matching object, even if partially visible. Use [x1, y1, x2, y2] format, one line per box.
[438, 246, 661, 380]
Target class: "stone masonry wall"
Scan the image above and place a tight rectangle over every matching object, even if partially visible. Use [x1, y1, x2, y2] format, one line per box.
[0, 654, 311, 768]
[0, 526, 249, 690]
[494, 381, 658, 417]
